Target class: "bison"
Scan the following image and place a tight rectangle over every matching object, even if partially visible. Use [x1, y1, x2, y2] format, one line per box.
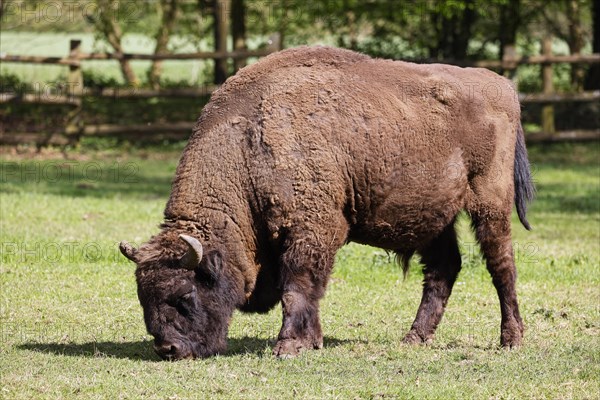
[119, 46, 535, 360]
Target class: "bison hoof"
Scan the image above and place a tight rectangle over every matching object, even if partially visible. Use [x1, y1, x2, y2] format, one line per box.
[500, 320, 524, 348]
[402, 330, 434, 345]
[273, 338, 322, 358]
[500, 331, 523, 348]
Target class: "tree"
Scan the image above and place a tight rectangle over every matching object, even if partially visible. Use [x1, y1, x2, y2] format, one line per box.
[566, 0, 586, 91]
[543, 0, 589, 91]
[148, 0, 181, 89]
[499, 0, 521, 61]
[428, 0, 477, 59]
[232, 0, 247, 72]
[92, 0, 139, 86]
[198, 0, 231, 84]
[584, 0, 599, 89]
[213, 0, 230, 84]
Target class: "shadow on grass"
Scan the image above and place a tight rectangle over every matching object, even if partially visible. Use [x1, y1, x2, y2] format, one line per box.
[531, 183, 600, 215]
[18, 340, 160, 361]
[225, 336, 361, 357]
[17, 336, 362, 361]
[0, 159, 174, 200]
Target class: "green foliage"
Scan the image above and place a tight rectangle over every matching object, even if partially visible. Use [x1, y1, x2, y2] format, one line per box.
[0, 142, 598, 399]
[1, 1, 595, 91]
[0, 71, 30, 92]
[82, 70, 121, 89]
[1, 1, 157, 33]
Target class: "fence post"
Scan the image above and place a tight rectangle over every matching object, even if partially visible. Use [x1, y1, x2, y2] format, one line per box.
[541, 36, 556, 135]
[502, 44, 518, 82]
[68, 40, 83, 97]
[65, 39, 83, 144]
[267, 33, 282, 53]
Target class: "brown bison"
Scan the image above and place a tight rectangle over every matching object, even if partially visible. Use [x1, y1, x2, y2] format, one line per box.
[119, 46, 535, 360]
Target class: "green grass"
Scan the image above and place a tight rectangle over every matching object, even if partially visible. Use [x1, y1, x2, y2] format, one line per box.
[1, 142, 599, 399]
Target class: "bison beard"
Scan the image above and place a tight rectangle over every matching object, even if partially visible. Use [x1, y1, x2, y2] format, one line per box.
[119, 46, 535, 360]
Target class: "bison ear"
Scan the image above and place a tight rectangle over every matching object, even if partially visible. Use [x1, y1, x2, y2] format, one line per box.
[198, 251, 223, 281]
[119, 241, 138, 262]
[179, 234, 203, 270]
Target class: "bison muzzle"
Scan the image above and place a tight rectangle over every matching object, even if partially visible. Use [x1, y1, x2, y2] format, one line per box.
[119, 46, 535, 360]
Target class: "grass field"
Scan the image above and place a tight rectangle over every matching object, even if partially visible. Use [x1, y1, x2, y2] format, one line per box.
[0, 142, 599, 399]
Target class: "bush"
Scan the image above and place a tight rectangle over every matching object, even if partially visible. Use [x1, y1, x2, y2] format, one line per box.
[82, 70, 122, 89]
[0, 72, 32, 93]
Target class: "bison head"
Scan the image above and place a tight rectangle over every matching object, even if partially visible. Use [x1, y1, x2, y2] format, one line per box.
[119, 234, 237, 360]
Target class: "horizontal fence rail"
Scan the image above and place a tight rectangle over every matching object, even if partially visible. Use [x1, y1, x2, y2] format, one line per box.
[407, 53, 600, 69]
[0, 37, 598, 146]
[2, 50, 599, 66]
[0, 86, 220, 102]
[0, 49, 275, 65]
[519, 91, 600, 103]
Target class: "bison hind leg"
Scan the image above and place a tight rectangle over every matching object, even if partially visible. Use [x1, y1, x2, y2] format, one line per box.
[470, 210, 524, 348]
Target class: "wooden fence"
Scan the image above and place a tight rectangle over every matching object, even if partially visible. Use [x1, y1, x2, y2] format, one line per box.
[1, 36, 598, 146]
[0, 35, 281, 146]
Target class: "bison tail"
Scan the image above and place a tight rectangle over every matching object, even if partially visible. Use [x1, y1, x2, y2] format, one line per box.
[514, 123, 535, 230]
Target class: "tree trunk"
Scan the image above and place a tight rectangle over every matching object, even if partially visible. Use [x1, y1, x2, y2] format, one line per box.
[452, 0, 475, 59]
[278, 0, 289, 49]
[96, 0, 139, 86]
[585, 0, 599, 90]
[430, 9, 450, 59]
[346, 10, 359, 50]
[148, 0, 180, 90]
[231, 0, 246, 72]
[430, 1, 476, 60]
[566, 0, 585, 91]
[440, 15, 453, 58]
[499, 0, 521, 60]
[213, 0, 230, 84]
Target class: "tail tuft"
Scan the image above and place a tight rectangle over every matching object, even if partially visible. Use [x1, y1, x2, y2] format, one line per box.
[514, 124, 536, 230]
[396, 250, 415, 278]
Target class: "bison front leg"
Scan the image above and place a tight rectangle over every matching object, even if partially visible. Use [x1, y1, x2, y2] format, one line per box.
[273, 218, 347, 358]
[273, 290, 324, 358]
[403, 223, 462, 344]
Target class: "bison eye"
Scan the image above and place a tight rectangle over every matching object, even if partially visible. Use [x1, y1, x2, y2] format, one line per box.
[174, 292, 196, 316]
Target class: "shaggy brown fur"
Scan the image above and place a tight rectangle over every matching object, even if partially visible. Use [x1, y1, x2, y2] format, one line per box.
[119, 46, 534, 360]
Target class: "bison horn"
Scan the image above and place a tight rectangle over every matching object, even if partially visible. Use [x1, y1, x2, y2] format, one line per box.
[179, 234, 203, 270]
[119, 241, 138, 262]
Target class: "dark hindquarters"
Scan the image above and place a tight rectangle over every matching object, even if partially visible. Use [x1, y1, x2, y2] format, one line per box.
[403, 221, 462, 344]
